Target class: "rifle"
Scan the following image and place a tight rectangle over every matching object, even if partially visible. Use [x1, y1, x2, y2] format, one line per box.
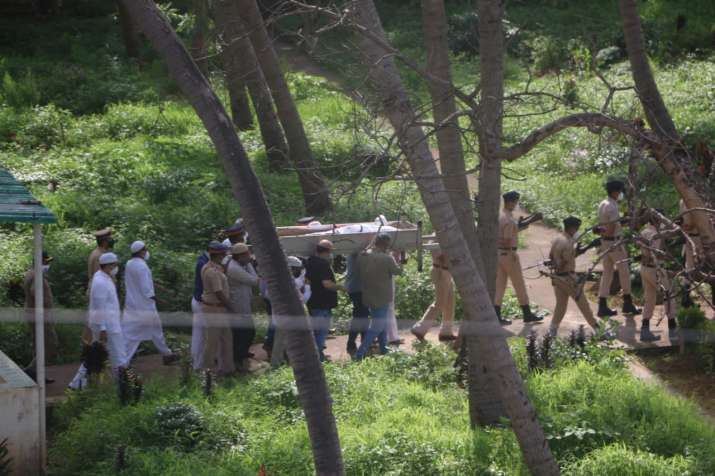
[518, 212, 543, 230]
[576, 238, 602, 256]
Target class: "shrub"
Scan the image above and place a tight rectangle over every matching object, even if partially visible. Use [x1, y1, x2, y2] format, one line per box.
[531, 36, 569, 75]
[562, 443, 694, 476]
[153, 403, 206, 451]
[595, 46, 625, 68]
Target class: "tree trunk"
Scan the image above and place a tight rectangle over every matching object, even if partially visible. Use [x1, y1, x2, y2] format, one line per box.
[420, 0, 505, 426]
[215, 1, 255, 131]
[190, 0, 210, 77]
[237, 0, 332, 215]
[619, 0, 715, 262]
[351, 1, 559, 474]
[116, 0, 141, 58]
[119, 2, 344, 474]
[214, 0, 289, 169]
[475, 0, 505, 302]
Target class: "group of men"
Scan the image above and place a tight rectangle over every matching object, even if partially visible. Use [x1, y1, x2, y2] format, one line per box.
[189, 220, 409, 374]
[21, 177, 711, 386]
[63, 229, 177, 389]
[490, 178, 707, 342]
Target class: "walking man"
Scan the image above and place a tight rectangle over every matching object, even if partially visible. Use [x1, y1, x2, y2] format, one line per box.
[354, 234, 403, 360]
[23, 251, 58, 383]
[200, 241, 235, 377]
[345, 252, 368, 355]
[548, 217, 603, 337]
[225, 243, 259, 368]
[305, 239, 344, 362]
[596, 179, 641, 317]
[411, 249, 456, 341]
[122, 241, 177, 364]
[494, 191, 543, 324]
[639, 210, 677, 341]
[87, 228, 114, 290]
[191, 245, 210, 370]
[69, 252, 127, 388]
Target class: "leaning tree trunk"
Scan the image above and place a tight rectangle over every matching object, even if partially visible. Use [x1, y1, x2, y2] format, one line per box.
[215, 1, 255, 130]
[619, 0, 715, 262]
[237, 0, 332, 215]
[351, 1, 559, 474]
[116, 0, 141, 58]
[214, 0, 289, 169]
[119, 2, 344, 474]
[190, 0, 210, 77]
[475, 0, 505, 301]
[420, 0, 505, 426]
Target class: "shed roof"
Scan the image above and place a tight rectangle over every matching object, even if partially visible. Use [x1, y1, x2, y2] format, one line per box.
[0, 168, 57, 224]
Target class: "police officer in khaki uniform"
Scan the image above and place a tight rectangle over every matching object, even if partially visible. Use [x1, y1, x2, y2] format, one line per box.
[88, 228, 115, 288]
[639, 210, 677, 341]
[494, 191, 543, 324]
[596, 180, 640, 317]
[200, 241, 235, 377]
[411, 249, 456, 341]
[548, 216, 603, 337]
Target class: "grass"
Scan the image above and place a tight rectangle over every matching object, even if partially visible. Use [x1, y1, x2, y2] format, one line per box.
[47, 340, 715, 475]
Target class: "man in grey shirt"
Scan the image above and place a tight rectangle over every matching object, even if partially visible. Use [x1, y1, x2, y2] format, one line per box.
[354, 234, 403, 360]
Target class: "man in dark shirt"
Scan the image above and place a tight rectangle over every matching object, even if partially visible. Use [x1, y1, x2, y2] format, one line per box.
[305, 239, 345, 362]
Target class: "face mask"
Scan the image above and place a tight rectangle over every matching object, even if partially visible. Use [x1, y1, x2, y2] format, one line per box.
[42, 265, 51, 273]
[327, 253, 334, 262]
[617, 193, 624, 201]
[144, 251, 150, 262]
[573, 232, 581, 240]
[110, 266, 119, 277]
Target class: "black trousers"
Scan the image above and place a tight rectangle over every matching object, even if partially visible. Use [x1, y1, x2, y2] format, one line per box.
[347, 292, 369, 346]
[232, 316, 256, 362]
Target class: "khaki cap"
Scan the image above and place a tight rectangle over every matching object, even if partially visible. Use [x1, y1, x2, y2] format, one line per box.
[231, 243, 250, 255]
[94, 228, 112, 238]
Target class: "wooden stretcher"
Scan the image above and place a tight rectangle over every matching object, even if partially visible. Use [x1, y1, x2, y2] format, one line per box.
[278, 221, 422, 256]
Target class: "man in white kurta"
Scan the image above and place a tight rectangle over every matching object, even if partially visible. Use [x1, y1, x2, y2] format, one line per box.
[68, 252, 127, 388]
[123, 241, 176, 364]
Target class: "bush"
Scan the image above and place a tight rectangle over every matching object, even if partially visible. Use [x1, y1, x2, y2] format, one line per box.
[562, 443, 694, 476]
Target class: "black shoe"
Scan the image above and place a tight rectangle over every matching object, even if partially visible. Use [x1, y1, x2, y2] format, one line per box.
[346, 342, 357, 355]
[495, 305, 511, 325]
[597, 298, 617, 318]
[622, 295, 641, 315]
[640, 326, 661, 342]
[522, 305, 544, 323]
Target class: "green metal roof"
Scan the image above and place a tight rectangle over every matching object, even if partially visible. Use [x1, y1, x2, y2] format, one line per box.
[0, 168, 57, 224]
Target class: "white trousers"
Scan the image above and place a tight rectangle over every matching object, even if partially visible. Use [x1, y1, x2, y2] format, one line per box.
[191, 298, 205, 370]
[124, 332, 172, 363]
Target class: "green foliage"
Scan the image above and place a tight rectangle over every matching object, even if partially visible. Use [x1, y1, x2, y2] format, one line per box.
[562, 443, 694, 476]
[677, 306, 707, 329]
[49, 341, 715, 475]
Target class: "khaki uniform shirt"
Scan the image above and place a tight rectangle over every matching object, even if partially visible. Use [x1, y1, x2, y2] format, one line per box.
[549, 232, 577, 274]
[88, 247, 104, 284]
[358, 250, 403, 309]
[639, 225, 662, 266]
[498, 209, 519, 248]
[23, 269, 53, 309]
[598, 197, 621, 237]
[679, 199, 696, 234]
[201, 261, 229, 306]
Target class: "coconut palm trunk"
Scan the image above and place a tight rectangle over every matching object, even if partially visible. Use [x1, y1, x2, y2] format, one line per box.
[351, 1, 559, 474]
[236, 0, 332, 215]
[214, 0, 289, 166]
[619, 0, 715, 262]
[420, 0, 505, 426]
[119, 2, 344, 474]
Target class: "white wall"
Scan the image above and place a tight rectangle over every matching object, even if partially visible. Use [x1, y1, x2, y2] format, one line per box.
[0, 350, 40, 476]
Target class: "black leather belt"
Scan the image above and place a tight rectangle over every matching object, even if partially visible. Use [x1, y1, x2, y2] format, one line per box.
[554, 272, 571, 276]
[498, 247, 517, 251]
[602, 236, 621, 241]
[688, 233, 700, 237]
